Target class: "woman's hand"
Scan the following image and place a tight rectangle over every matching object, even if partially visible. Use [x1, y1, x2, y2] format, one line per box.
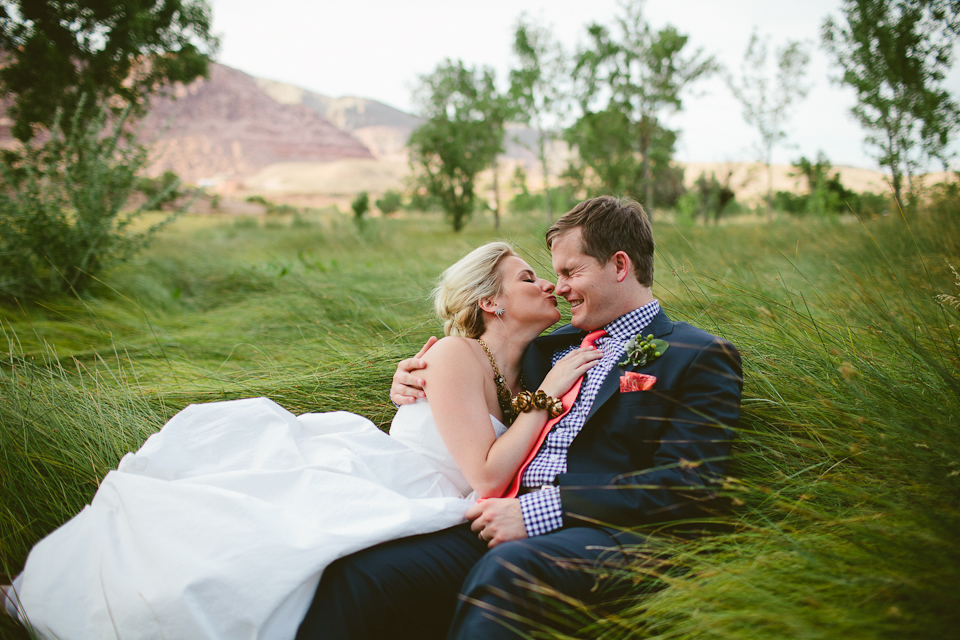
[538, 346, 604, 399]
[390, 337, 437, 405]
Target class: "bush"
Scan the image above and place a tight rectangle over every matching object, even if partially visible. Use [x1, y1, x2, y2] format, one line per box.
[924, 177, 959, 218]
[135, 171, 181, 209]
[375, 190, 403, 216]
[776, 152, 892, 217]
[351, 191, 369, 228]
[0, 105, 180, 299]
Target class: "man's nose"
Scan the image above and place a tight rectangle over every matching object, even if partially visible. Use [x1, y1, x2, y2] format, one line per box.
[554, 276, 569, 293]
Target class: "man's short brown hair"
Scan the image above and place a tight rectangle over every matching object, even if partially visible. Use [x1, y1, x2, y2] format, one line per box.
[546, 196, 655, 287]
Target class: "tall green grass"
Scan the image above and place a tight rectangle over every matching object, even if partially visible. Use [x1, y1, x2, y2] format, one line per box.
[540, 210, 960, 639]
[1, 207, 959, 639]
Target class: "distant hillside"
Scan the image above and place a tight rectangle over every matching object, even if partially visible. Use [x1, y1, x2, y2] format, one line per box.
[255, 77, 419, 162]
[254, 76, 538, 164]
[137, 64, 373, 183]
[255, 78, 421, 131]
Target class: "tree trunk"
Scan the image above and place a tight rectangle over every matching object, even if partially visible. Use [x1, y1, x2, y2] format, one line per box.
[765, 145, 773, 224]
[640, 122, 653, 216]
[538, 128, 552, 223]
[891, 170, 903, 210]
[491, 157, 501, 230]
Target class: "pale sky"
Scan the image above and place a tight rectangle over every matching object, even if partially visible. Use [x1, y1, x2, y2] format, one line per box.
[209, 0, 960, 171]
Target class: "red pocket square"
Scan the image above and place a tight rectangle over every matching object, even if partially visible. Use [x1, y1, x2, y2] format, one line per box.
[620, 371, 656, 392]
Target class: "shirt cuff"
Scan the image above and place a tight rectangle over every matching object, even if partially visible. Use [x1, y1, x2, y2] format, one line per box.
[518, 486, 563, 536]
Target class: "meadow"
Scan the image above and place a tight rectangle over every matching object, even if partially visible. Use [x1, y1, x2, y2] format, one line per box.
[1, 205, 958, 639]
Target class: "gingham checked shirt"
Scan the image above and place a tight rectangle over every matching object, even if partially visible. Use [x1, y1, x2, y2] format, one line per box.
[518, 300, 661, 536]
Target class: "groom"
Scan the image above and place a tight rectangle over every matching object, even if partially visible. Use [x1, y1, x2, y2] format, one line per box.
[297, 196, 742, 639]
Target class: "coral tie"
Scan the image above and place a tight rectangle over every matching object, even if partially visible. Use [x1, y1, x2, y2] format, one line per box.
[498, 329, 608, 499]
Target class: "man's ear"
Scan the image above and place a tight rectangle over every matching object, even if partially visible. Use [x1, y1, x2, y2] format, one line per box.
[613, 251, 632, 283]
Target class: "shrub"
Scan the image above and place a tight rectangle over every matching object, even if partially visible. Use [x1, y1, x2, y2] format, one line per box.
[0, 104, 180, 299]
[351, 191, 369, 228]
[375, 190, 403, 216]
[135, 171, 181, 209]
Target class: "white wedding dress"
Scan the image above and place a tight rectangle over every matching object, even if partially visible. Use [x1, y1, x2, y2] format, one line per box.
[10, 397, 505, 640]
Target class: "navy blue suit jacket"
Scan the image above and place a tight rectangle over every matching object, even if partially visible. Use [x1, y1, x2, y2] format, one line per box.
[521, 309, 743, 530]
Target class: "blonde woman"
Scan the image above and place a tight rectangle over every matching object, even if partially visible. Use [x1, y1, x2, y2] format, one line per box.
[3, 242, 600, 640]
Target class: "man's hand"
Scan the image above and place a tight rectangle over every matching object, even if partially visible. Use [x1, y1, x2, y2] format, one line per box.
[467, 498, 527, 548]
[390, 337, 438, 405]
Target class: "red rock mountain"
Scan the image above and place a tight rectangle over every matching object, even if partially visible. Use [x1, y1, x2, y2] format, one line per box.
[137, 64, 374, 183]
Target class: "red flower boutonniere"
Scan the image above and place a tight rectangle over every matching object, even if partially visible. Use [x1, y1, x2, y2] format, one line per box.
[620, 371, 657, 393]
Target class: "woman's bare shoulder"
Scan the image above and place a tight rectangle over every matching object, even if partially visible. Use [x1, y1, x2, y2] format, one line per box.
[420, 337, 485, 393]
[422, 336, 478, 366]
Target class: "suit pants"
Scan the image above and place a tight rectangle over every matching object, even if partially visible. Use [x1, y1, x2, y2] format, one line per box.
[296, 523, 626, 639]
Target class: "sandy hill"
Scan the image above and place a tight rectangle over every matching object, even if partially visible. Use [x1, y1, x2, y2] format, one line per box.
[256, 78, 419, 162]
[137, 64, 374, 184]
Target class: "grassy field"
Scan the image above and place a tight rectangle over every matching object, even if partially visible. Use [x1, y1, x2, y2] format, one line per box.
[1, 205, 959, 639]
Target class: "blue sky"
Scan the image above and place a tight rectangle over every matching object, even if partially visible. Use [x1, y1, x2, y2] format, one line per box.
[209, 0, 960, 171]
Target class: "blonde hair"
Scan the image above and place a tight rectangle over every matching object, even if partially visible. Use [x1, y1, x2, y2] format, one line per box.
[433, 242, 516, 338]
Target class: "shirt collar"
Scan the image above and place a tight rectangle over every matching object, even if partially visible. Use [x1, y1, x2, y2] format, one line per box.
[603, 300, 660, 341]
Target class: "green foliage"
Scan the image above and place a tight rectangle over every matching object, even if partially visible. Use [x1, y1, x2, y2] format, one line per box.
[2, 206, 960, 638]
[403, 184, 439, 212]
[690, 171, 736, 224]
[925, 174, 960, 217]
[351, 191, 370, 228]
[409, 60, 510, 232]
[539, 207, 960, 639]
[269, 203, 299, 216]
[0, 0, 218, 142]
[571, 0, 716, 211]
[244, 195, 298, 216]
[822, 0, 960, 206]
[508, 165, 539, 213]
[509, 14, 568, 221]
[0, 105, 180, 299]
[135, 171, 182, 209]
[727, 30, 811, 219]
[773, 152, 892, 216]
[1, 204, 960, 638]
[374, 189, 403, 216]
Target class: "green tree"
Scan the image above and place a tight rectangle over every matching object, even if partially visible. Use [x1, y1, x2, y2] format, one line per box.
[136, 170, 182, 209]
[822, 0, 960, 206]
[0, 0, 218, 141]
[571, 0, 716, 213]
[692, 171, 736, 225]
[727, 31, 811, 222]
[509, 14, 568, 222]
[0, 105, 181, 298]
[409, 60, 508, 232]
[351, 191, 369, 229]
[375, 189, 403, 216]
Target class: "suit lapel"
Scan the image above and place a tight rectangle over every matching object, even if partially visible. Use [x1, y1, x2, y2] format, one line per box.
[522, 325, 584, 389]
[583, 309, 676, 423]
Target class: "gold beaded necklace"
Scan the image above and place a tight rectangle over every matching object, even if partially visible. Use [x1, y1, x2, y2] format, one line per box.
[476, 338, 524, 425]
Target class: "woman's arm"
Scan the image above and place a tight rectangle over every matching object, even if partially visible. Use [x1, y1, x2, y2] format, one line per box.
[422, 338, 601, 498]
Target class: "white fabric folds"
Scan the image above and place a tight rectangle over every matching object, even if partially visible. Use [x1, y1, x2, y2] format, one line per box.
[14, 397, 501, 640]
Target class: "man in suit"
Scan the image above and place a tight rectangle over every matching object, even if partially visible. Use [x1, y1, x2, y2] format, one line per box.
[297, 196, 742, 639]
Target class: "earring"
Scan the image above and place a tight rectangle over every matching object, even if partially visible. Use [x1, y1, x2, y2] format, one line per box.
[495, 308, 505, 318]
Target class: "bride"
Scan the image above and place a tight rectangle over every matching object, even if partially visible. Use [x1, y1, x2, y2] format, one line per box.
[2, 242, 601, 640]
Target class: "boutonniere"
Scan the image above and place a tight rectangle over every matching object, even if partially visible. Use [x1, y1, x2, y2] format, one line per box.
[620, 371, 656, 392]
[619, 333, 669, 368]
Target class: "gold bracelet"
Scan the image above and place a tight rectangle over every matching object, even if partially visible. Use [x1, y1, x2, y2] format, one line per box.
[511, 390, 563, 418]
